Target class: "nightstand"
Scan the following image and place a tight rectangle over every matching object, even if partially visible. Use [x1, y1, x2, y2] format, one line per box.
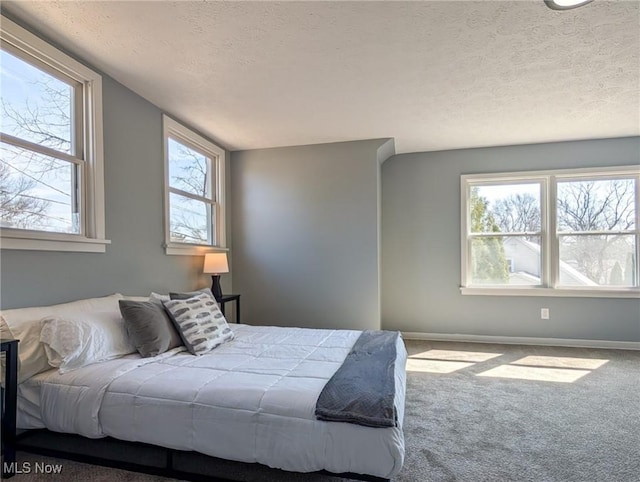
[218, 294, 241, 323]
[1, 338, 18, 479]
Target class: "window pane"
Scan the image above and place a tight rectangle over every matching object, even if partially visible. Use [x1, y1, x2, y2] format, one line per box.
[169, 192, 212, 244]
[557, 178, 636, 232]
[0, 142, 79, 233]
[470, 236, 542, 285]
[470, 183, 541, 233]
[0, 49, 74, 155]
[168, 138, 211, 199]
[559, 235, 636, 286]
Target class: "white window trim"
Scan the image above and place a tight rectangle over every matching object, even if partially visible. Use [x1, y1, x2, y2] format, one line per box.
[461, 165, 640, 298]
[0, 16, 108, 253]
[162, 115, 226, 256]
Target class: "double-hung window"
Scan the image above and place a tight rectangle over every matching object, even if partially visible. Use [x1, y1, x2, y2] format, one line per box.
[163, 115, 226, 255]
[0, 16, 106, 252]
[461, 166, 640, 297]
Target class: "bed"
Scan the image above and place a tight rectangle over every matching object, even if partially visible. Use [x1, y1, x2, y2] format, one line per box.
[3, 296, 407, 481]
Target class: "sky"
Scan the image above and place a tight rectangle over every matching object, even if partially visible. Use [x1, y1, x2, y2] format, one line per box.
[1, 46, 214, 241]
[1, 48, 76, 233]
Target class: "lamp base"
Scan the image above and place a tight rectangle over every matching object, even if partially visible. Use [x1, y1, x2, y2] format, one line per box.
[210, 275, 223, 301]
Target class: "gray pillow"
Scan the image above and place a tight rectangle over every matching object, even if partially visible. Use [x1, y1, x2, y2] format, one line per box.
[118, 300, 183, 357]
[163, 292, 234, 355]
[169, 288, 215, 301]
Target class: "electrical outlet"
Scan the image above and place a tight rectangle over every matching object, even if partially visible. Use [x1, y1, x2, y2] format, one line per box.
[541, 308, 550, 320]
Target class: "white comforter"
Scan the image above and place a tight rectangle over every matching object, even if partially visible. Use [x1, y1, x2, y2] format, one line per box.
[19, 324, 407, 478]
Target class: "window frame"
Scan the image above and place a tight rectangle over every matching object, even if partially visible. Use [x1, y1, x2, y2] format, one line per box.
[162, 115, 226, 256]
[461, 166, 640, 298]
[0, 16, 108, 253]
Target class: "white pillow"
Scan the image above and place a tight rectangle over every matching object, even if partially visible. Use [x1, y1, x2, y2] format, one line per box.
[121, 295, 150, 302]
[1, 294, 124, 382]
[149, 292, 170, 304]
[40, 311, 136, 373]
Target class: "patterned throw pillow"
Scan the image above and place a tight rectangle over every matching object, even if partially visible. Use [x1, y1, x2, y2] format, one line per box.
[162, 292, 234, 355]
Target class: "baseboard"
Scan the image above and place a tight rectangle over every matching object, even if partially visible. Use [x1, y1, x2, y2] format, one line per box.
[401, 332, 640, 351]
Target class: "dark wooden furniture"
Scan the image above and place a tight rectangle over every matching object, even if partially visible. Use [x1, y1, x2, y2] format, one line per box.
[218, 294, 241, 323]
[1, 338, 19, 479]
[16, 430, 388, 482]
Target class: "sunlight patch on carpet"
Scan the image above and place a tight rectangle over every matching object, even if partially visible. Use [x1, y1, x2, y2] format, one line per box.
[406, 358, 474, 373]
[409, 349, 502, 362]
[476, 365, 591, 383]
[511, 356, 608, 370]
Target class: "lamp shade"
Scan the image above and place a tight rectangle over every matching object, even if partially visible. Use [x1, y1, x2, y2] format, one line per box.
[203, 252, 229, 274]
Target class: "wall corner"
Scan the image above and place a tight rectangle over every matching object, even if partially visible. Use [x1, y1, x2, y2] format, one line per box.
[376, 138, 396, 165]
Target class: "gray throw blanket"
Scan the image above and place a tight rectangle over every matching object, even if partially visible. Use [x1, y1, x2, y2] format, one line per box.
[315, 330, 399, 428]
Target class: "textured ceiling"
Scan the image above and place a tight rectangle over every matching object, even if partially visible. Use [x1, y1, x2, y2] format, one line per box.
[3, 1, 639, 154]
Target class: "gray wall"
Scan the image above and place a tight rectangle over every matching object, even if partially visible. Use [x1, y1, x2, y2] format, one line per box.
[231, 139, 393, 330]
[0, 19, 231, 309]
[382, 137, 640, 342]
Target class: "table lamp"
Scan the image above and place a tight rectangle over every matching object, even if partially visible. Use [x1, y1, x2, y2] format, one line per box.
[203, 252, 229, 301]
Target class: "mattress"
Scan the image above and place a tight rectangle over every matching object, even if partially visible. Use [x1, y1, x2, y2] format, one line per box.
[17, 324, 407, 479]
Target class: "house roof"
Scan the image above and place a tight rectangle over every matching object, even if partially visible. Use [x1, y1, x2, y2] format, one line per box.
[505, 237, 598, 286]
[2, 1, 638, 153]
[509, 271, 543, 285]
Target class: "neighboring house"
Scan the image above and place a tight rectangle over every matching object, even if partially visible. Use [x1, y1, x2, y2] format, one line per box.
[504, 238, 597, 287]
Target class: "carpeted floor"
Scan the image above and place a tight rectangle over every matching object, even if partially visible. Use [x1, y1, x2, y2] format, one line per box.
[12, 340, 640, 482]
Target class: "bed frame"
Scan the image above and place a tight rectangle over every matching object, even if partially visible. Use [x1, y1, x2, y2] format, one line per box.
[16, 429, 390, 482]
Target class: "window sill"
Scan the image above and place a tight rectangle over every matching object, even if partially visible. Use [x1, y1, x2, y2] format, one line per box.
[1, 231, 111, 253]
[460, 287, 640, 298]
[164, 243, 228, 256]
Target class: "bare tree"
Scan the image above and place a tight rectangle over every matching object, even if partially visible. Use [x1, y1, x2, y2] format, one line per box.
[168, 144, 211, 243]
[3, 68, 209, 240]
[493, 193, 541, 239]
[1, 69, 72, 231]
[170, 211, 208, 244]
[487, 180, 635, 285]
[557, 179, 635, 284]
[557, 180, 634, 232]
[0, 161, 49, 228]
[2, 75, 72, 153]
[170, 145, 209, 197]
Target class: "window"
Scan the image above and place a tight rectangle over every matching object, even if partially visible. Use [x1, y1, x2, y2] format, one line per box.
[0, 16, 107, 252]
[163, 115, 225, 255]
[461, 167, 640, 297]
